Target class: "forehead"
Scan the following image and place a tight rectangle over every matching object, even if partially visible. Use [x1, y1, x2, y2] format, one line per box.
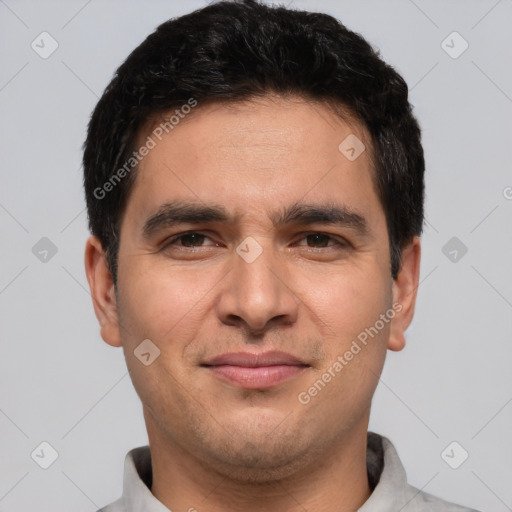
[140, 95, 371, 167]
[124, 96, 381, 231]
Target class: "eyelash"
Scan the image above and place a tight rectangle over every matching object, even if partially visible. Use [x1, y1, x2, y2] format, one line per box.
[162, 231, 350, 251]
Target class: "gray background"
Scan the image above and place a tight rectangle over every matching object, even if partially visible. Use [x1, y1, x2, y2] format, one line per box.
[1, 0, 511, 510]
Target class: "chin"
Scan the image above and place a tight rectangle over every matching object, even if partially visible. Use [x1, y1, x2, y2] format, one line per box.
[208, 442, 315, 484]
[196, 422, 319, 483]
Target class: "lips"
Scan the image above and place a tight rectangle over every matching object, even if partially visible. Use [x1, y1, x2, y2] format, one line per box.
[202, 351, 309, 389]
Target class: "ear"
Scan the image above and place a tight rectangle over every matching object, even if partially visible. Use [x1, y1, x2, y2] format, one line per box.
[387, 237, 421, 352]
[84, 235, 122, 347]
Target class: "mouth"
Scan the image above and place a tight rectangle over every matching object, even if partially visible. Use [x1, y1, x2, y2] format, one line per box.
[201, 351, 310, 389]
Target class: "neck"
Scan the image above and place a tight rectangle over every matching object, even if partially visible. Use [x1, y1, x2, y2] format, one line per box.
[146, 414, 372, 512]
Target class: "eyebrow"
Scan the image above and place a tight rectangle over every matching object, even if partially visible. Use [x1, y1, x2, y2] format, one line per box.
[142, 200, 370, 239]
[274, 202, 369, 235]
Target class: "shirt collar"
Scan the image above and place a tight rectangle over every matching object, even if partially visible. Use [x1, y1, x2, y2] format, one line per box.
[121, 446, 170, 512]
[358, 433, 411, 510]
[119, 432, 407, 512]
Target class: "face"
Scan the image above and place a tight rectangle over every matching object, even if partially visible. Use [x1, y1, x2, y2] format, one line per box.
[86, 95, 420, 481]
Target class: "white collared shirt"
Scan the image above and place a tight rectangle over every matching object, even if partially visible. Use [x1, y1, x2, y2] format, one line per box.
[98, 432, 479, 512]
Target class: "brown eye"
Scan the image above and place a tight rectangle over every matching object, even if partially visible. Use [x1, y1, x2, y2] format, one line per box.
[295, 233, 347, 249]
[163, 232, 213, 249]
[175, 233, 206, 247]
[305, 233, 331, 247]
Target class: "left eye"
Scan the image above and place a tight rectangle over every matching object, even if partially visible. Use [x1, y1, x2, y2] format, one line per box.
[295, 233, 340, 248]
[165, 233, 213, 248]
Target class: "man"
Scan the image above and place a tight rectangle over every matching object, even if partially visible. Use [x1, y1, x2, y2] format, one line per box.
[83, 1, 479, 510]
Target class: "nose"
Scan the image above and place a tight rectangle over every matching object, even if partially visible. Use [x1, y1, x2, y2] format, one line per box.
[215, 239, 299, 335]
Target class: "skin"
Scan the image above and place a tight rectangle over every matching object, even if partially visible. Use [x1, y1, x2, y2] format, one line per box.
[85, 95, 421, 512]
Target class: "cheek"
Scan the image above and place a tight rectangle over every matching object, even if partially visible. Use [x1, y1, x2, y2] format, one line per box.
[307, 272, 391, 413]
[116, 264, 203, 410]
[299, 263, 392, 344]
[118, 257, 215, 344]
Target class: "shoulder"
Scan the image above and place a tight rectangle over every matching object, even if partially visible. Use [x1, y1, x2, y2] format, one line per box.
[96, 497, 124, 512]
[402, 485, 481, 512]
[367, 433, 481, 512]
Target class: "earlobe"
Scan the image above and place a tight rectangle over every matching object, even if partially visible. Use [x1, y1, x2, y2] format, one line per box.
[84, 235, 123, 347]
[387, 237, 421, 352]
